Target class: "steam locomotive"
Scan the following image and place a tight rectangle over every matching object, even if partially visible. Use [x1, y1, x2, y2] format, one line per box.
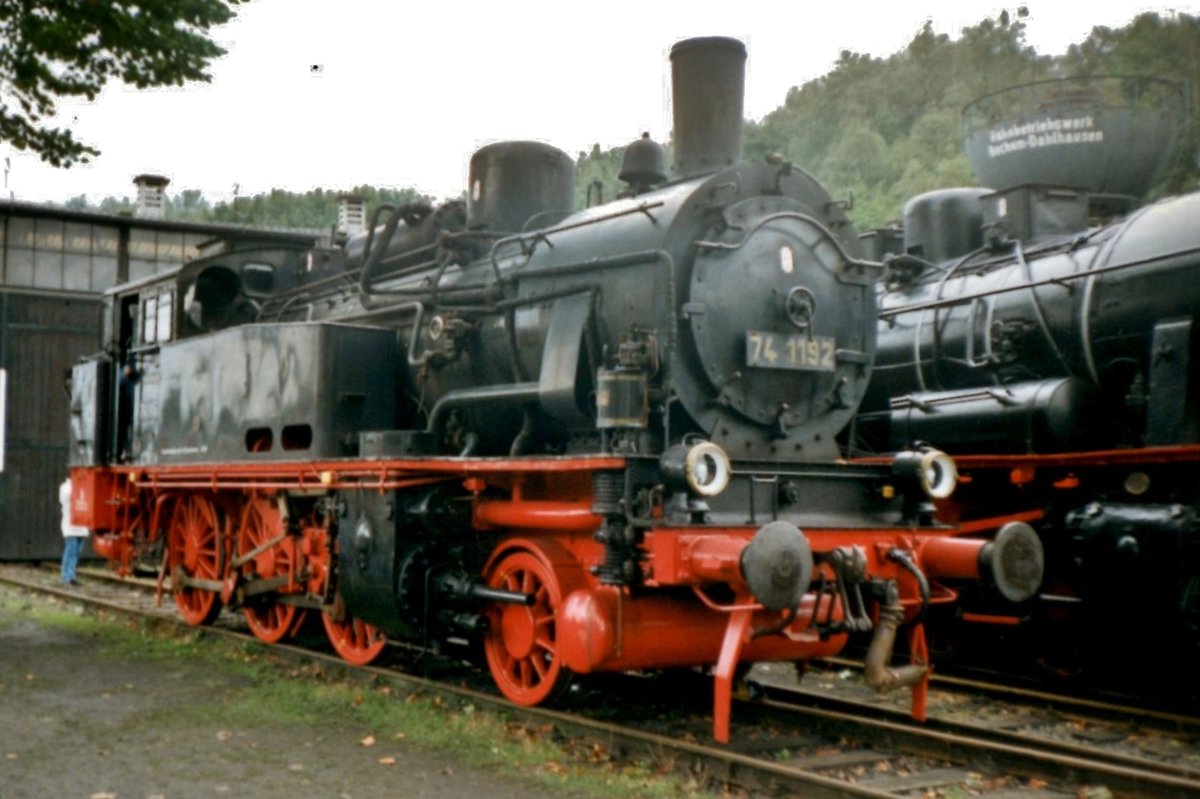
[66, 38, 1039, 740]
[855, 76, 1200, 673]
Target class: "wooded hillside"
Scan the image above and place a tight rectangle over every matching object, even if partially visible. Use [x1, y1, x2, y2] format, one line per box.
[579, 10, 1198, 229]
[67, 10, 1198, 231]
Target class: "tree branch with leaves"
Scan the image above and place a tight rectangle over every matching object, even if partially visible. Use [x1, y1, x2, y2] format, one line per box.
[0, 0, 243, 167]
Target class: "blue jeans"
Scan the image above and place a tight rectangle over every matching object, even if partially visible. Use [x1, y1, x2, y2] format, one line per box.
[61, 537, 85, 584]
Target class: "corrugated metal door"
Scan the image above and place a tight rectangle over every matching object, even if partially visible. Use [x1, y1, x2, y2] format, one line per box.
[0, 292, 101, 559]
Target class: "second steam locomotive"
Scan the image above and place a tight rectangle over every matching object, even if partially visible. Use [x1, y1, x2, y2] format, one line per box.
[856, 75, 1200, 676]
[66, 38, 1038, 739]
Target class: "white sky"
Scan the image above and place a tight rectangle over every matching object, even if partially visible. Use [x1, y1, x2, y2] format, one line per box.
[2, 0, 1189, 205]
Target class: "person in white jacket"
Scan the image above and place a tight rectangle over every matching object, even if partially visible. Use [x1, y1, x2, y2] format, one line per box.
[59, 477, 88, 586]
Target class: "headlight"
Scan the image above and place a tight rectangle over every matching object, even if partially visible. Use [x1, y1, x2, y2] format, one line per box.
[893, 447, 958, 500]
[660, 441, 732, 498]
[685, 441, 731, 496]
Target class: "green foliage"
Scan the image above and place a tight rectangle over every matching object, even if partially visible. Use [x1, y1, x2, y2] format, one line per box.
[60, 184, 432, 229]
[1062, 12, 1200, 192]
[575, 143, 626, 209]
[744, 10, 1054, 228]
[38, 8, 1199, 233]
[0, 0, 243, 167]
[596, 10, 1196, 230]
[204, 185, 431, 229]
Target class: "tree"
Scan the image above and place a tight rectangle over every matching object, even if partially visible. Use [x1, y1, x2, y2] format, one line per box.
[0, 0, 243, 167]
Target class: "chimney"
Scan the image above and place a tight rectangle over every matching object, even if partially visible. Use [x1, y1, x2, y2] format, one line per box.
[669, 37, 747, 179]
[132, 174, 170, 219]
[337, 194, 367, 236]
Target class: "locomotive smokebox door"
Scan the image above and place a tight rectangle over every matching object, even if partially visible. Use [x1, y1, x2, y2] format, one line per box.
[685, 194, 875, 460]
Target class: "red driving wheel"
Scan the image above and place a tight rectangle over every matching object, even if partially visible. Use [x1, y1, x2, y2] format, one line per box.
[167, 494, 223, 626]
[237, 495, 306, 644]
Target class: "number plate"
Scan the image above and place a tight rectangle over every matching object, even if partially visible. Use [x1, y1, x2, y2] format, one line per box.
[745, 331, 836, 371]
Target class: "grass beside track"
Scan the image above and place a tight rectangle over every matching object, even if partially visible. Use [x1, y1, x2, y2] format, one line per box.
[0, 586, 725, 799]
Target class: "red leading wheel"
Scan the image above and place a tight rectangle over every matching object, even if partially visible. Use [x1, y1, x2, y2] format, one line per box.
[321, 612, 386, 666]
[237, 495, 306, 644]
[167, 494, 223, 626]
[483, 547, 573, 706]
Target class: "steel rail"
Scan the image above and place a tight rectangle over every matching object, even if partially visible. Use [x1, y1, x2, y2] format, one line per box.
[753, 680, 1200, 781]
[733, 697, 1200, 799]
[0, 568, 893, 799]
[6, 565, 1198, 799]
[815, 654, 1200, 732]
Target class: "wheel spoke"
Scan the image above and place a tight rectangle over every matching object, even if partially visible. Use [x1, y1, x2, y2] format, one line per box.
[517, 658, 532, 688]
[529, 653, 548, 681]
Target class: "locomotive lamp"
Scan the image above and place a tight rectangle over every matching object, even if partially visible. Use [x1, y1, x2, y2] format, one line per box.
[892, 446, 958, 500]
[660, 440, 732, 498]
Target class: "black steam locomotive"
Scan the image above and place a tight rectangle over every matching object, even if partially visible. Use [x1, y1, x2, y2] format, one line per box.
[67, 38, 1038, 740]
[855, 75, 1200, 674]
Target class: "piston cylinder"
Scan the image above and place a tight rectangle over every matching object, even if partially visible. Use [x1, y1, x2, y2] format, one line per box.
[558, 587, 844, 673]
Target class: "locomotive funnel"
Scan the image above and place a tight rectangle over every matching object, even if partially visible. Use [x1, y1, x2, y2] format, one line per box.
[670, 36, 746, 179]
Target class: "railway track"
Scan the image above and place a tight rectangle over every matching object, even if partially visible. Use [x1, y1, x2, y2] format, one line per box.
[3, 562, 1198, 799]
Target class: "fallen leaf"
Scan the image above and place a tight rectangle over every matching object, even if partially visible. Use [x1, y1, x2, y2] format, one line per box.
[378, 757, 396, 766]
[439, 767, 454, 776]
[1029, 778, 1048, 790]
[5, 753, 17, 760]
[287, 763, 304, 772]
[543, 762, 568, 775]
[89, 793, 116, 799]
[393, 732, 407, 740]
[216, 730, 233, 742]
[360, 735, 376, 747]
[1077, 788, 1114, 799]
[24, 674, 35, 681]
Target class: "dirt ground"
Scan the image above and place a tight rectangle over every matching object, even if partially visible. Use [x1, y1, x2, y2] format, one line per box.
[0, 594, 580, 799]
